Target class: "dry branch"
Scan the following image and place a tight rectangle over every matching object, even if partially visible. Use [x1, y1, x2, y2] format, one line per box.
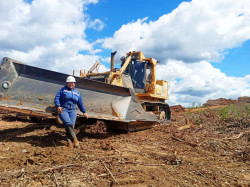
[102, 162, 118, 184]
[97, 169, 134, 177]
[42, 163, 80, 172]
[171, 135, 197, 147]
[53, 173, 59, 187]
[223, 132, 244, 140]
[118, 161, 166, 166]
[0, 156, 8, 159]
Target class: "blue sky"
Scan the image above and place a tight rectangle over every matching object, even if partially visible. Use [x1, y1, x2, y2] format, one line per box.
[0, 0, 249, 106]
[213, 40, 250, 77]
[85, 0, 191, 40]
[85, 0, 249, 78]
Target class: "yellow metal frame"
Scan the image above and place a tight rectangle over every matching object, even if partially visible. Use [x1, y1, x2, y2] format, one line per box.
[82, 51, 168, 101]
[126, 51, 168, 101]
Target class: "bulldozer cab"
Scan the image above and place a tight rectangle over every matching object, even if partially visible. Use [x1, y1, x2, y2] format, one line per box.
[124, 59, 152, 93]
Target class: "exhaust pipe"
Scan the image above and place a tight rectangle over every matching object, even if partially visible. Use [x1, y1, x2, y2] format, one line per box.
[110, 51, 117, 72]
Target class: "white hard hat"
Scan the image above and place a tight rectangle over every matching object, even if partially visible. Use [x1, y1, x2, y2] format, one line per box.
[66, 76, 76, 83]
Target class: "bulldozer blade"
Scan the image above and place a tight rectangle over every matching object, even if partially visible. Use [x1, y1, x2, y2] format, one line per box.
[0, 57, 157, 131]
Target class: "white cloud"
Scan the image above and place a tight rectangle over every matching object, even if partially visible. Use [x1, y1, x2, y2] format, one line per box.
[157, 60, 250, 106]
[0, 0, 102, 74]
[101, 0, 250, 63]
[88, 19, 105, 31]
[100, 0, 250, 106]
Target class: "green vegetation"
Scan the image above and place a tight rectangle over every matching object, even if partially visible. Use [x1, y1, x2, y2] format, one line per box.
[245, 104, 250, 112]
[189, 112, 203, 126]
[219, 104, 249, 121]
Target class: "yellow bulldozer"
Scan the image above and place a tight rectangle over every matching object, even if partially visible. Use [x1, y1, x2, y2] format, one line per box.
[0, 51, 170, 132]
[74, 51, 171, 124]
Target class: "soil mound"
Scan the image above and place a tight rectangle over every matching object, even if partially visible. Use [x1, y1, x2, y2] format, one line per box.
[203, 98, 237, 106]
[238, 96, 250, 103]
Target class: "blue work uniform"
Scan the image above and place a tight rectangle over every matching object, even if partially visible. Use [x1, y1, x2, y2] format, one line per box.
[54, 86, 86, 127]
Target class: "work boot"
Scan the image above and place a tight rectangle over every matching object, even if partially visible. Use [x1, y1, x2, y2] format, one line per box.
[73, 138, 80, 148]
[68, 141, 73, 149]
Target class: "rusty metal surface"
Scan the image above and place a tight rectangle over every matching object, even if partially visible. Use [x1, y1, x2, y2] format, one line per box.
[0, 57, 157, 125]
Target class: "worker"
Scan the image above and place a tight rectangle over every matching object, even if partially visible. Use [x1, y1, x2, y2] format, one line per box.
[54, 75, 88, 148]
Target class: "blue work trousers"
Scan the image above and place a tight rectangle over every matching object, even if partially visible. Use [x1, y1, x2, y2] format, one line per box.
[59, 108, 77, 127]
[59, 108, 77, 142]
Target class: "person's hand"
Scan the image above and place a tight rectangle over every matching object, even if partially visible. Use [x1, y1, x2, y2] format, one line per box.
[57, 107, 63, 114]
[83, 113, 88, 119]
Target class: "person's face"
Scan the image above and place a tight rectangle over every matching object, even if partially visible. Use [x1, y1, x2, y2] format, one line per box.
[67, 82, 75, 90]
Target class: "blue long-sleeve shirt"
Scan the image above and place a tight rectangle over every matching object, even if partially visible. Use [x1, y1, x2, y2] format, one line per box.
[54, 86, 86, 113]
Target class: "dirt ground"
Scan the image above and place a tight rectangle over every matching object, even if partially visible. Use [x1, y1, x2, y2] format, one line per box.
[0, 103, 249, 187]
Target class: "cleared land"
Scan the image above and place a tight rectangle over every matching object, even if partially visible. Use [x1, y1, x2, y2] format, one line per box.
[0, 103, 249, 186]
